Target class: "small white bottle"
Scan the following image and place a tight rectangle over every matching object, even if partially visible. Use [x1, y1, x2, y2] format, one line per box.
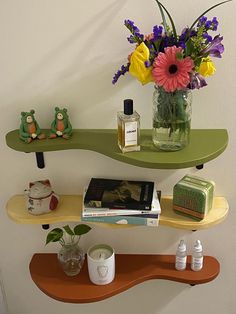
[191, 240, 204, 271]
[175, 240, 187, 271]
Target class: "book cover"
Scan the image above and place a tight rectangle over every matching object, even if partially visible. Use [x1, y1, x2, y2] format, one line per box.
[81, 213, 159, 227]
[84, 178, 154, 210]
[82, 188, 161, 217]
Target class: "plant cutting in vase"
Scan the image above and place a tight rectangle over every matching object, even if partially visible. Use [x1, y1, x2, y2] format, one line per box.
[46, 224, 91, 276]
[113, 0, 231, 151]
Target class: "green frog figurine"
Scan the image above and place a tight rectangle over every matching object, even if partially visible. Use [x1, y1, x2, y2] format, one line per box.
[49, 107, 72, 139]
[19, 110, 45, 143]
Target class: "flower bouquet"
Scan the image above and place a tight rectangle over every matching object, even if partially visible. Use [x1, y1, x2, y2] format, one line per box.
[113, 0, 230, 151]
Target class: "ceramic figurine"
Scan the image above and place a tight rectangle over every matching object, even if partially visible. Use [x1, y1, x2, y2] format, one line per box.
[25, 179, 59, 215]
[19, 110, 45, 143]
[49, 107, 72, 139]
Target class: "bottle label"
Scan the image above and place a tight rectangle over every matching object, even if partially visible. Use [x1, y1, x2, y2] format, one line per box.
[191, 256, 203, 271]
[124, 122, 137, 146]
[175, 256, 187, 270]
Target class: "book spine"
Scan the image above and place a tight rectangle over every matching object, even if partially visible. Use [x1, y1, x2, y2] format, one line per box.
[82, 209, 160, 217]
[84, 201, 152, 211]
[81, 214, 159, 227]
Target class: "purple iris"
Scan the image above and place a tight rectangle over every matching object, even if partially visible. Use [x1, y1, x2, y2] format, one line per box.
[189, 72, 207, 90]
[201, 35, 224, 58]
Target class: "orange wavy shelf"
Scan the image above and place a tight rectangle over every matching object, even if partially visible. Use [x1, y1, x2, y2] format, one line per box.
[30, 253, 220, 303]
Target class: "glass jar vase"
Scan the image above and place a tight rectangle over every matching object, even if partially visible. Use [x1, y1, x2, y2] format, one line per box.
[152, 85, 192, 151]
[57, 241, 85, 276]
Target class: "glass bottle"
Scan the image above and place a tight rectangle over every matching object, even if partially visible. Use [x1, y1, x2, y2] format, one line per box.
[117, 99, 140, 153]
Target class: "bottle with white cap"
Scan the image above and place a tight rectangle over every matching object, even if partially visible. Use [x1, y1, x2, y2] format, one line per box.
[175, 240, 187, 271]
[191, 240, 204, 271]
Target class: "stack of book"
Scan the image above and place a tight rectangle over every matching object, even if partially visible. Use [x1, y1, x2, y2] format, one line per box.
[81, 178, 161, 227]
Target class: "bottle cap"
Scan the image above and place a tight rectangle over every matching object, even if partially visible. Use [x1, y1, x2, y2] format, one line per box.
[178, 240, 186, 252]
[194, 240, 202, 252]
[124, 99, 133, 115]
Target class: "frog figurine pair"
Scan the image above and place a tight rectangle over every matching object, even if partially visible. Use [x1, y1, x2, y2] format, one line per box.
[19, 107, 72, 143]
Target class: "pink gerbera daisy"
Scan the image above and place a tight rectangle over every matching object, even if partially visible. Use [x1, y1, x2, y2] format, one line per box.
[152, 46, 194, 92]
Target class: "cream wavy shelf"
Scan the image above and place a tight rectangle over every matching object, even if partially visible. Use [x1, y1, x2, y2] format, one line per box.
[29, 253, 220, 303]
[6, 195, 229, 230]
[5, 129, 228, 169]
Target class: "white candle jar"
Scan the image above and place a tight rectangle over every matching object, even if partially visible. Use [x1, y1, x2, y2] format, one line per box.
[87, 244, 115, 285]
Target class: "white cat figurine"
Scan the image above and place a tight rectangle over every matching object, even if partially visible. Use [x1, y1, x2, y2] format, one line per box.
[25, 180, 59, 215]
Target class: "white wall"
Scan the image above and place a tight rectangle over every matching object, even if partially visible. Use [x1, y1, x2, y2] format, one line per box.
[0, 0, 236, 313]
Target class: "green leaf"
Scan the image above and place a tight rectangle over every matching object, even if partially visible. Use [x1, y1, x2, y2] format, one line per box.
[154, 0, 168, 34]
[185, 39, 195, 56]
[74, 224, 91, 236]
[155, 1, 177, 40]
[46, 228, 63, 245]
[176, 52, 183, 60]
[63, 225, 74, 236]
[188, 0, 232, 35]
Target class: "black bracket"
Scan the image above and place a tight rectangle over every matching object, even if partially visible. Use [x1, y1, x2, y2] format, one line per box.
[35, 152, 45, 169]
[42, 224, 50, 230]
[196, 164, 204, 170]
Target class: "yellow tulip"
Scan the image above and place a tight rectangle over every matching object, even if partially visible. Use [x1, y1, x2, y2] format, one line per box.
[198, 57, 216, 77]
[129, 42, 154, 85]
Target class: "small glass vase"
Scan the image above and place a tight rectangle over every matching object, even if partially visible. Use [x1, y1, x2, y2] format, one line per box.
[152, 85, 192, 151]
[57, 241, 85, 276]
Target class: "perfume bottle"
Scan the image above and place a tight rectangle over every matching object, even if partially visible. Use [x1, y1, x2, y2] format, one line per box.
[117, 99, 140, 153]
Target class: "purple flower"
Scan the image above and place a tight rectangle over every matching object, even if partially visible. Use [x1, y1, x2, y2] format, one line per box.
[112, 63, 130, 84]
[124, 19, 144, 44]
[205, 20, 212, 29]
[144, 60, 151, 68]
[197, 16, 219, 32]
[153, 25, 163, 40]
[189, 72, 207, 90]
[203, 33, 213, 43]
[197, 16, 207, 26]
[177, 41, 186, 49]
[179, 28, 197, 42]
[127, 35, 136, 44]
[201, 35, 224, 58]
[211, 17, 219, 31]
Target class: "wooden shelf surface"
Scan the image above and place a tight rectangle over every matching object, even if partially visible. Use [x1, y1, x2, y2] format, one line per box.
[29, 253, 220, 303]
[6, 129, 228, 169]
[6, 195, 229, 230]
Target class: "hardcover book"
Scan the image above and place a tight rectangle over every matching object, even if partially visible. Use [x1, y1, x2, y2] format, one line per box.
[84, 178, 155, 210]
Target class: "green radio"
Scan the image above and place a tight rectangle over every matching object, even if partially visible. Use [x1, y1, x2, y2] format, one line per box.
[173, 175, 215, 221]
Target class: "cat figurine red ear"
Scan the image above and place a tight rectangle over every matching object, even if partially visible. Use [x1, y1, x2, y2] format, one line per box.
[49, 194, 59, 210]
[25, 180, 59, 215]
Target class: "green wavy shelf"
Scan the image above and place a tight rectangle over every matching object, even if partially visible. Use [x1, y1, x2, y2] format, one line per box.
[5, 129, 228, 169]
